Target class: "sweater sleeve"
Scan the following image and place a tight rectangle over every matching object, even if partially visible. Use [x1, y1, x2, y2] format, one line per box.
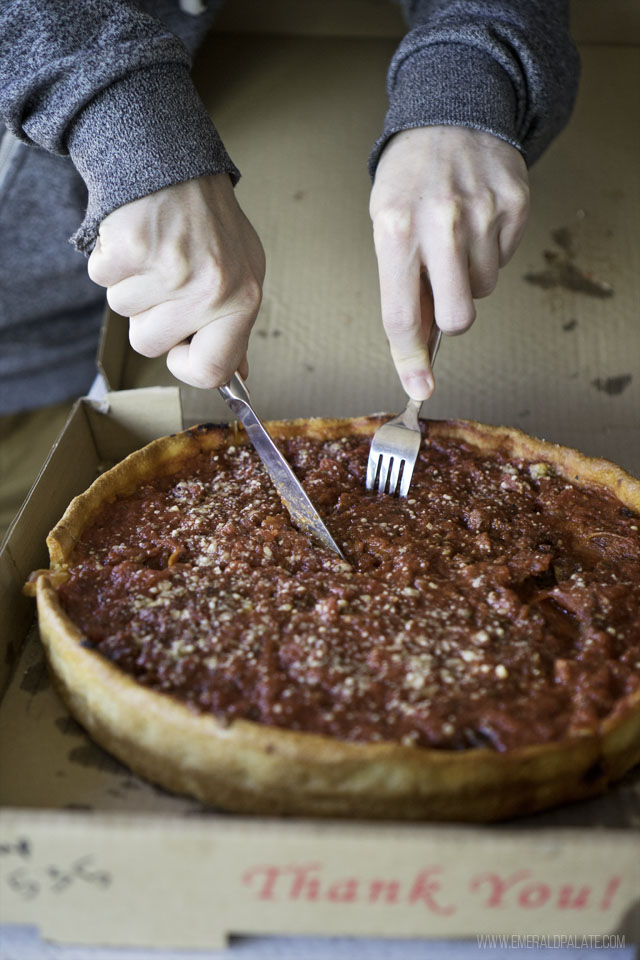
[370, 0, 580, 175]
[0, 0, 238, 253]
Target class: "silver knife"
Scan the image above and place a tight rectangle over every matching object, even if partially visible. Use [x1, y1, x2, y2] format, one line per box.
[218, 374, 344, 558]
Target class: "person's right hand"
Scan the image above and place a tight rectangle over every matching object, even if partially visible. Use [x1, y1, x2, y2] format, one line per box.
[369, 126, 530, 401]
[87, 173, 265, 388]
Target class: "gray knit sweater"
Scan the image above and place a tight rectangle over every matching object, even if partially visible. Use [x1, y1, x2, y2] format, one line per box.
[1, 0, 579, 252]
[0, 0, 579, 412]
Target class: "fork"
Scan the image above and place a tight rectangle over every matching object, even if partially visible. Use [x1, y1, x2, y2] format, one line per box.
[366, 324, 442, 497]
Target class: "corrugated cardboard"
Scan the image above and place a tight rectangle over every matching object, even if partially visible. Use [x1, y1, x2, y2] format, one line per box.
[2, 14, 640, 953]
[1, 391, 639, 951]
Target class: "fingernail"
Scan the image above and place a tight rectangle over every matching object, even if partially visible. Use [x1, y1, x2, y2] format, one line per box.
[405, 373, 433, 400]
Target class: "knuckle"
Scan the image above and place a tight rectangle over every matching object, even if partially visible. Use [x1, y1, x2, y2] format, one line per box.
[188, 355, 230, 390]
[382, 310, 419, 338]
[437, 305, 476, 335]
[231, 277, 263, 316]
[120, 231, 148, 268]
[503, 180, 530, 218]
[198, 259, 232, 305]
[96, 220, 149, 271]
[105, 286, 130, 318]
[200, 264, 263, 318]
[498, 241, 518, 268]
[87, 251, 111, 287]
[163, 253, 193, 292]
[373, 205, 414, 246]
[471, 277, 496, 299]
[474, 282, 495, 300]
[431, 195, 466, 228]
[428, 198, 470, 252]
[128, 323, 162, 359]
[474, 191, 498, 226]
[470, 263, 499, 299]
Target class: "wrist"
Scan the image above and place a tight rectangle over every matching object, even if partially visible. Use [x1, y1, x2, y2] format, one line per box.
[68, 64, 240, 254]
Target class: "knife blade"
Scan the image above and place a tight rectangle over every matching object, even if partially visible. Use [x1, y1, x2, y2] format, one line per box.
[218, 374, 344, 558]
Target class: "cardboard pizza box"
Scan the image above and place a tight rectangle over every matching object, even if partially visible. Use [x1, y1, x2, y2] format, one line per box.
[0, 389, 639, 951]
[2, 6, 640, 952]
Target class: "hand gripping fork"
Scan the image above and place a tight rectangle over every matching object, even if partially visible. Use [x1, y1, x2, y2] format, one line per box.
[366, 324, 442, 497]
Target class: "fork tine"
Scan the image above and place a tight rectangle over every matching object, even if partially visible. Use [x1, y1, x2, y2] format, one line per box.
[377, 455, 392, 494]
[366, 452, 381, 491]
[366, 325, 441, 498]
[386, 456, 403, 496]
[398, 457, 416, 498]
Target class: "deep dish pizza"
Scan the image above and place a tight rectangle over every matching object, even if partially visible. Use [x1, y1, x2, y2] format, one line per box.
[26, 416, 640, 820]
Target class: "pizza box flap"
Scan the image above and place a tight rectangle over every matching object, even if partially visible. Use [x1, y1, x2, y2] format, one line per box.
[1, 804, 638, 949]
[0, 391, 183, 695]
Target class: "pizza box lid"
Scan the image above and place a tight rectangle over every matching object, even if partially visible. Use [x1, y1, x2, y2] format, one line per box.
[0, 390, 639, 951]
[207, 0, 640, 45]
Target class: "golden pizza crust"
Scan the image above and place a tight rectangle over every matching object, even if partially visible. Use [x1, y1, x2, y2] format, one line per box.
[28, 416, 640, 820]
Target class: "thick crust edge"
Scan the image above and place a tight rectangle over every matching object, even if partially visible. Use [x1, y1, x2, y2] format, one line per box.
[31, 416, 640, 820]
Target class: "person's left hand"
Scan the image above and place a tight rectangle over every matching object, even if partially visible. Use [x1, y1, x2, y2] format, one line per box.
[369, 126, 530, 400]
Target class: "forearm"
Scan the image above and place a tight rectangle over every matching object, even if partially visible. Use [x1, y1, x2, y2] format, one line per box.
[67, 64, 238, 254]
[373, 0, 580, 172]
[0, 0, 237, 253]
[0, 0, 195, 154]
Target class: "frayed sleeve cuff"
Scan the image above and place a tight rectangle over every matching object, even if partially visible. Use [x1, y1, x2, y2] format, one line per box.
[68, 62, 239, 253]
[369, 41, 522, 178]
